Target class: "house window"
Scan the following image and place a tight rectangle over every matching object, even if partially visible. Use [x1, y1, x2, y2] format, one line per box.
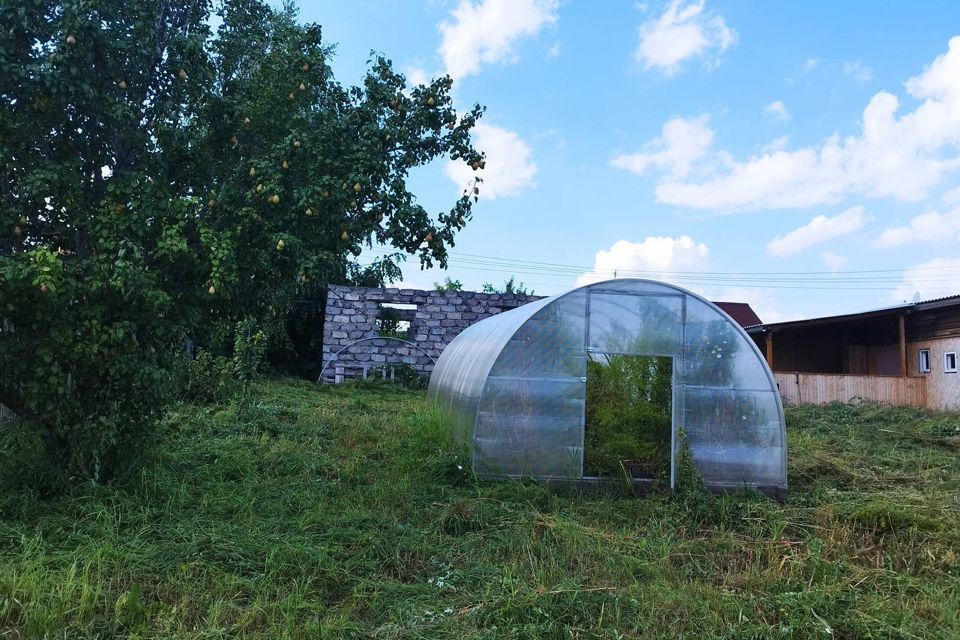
[919, 349, 931, 373]
[945, 352, 958, 373]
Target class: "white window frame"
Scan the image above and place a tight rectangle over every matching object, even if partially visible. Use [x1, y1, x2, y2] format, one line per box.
[945, 352, 958, 374]
[918, 349, 931, 373]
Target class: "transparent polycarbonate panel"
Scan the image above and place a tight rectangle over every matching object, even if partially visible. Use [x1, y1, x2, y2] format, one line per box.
[490, 292, 587, 379]
[681, 387, 785, 487]
[478, 290, 588, 479]
[479, 377, 585, 424]
[588, 280, 678, 295]
[428, 295, 555, 454]
[475, 377, 583, 478]
[683, 297, 773, 390]
[474, 438, 582, 478]
[588, 293, 682, 356]
[683, 388, 781, 436]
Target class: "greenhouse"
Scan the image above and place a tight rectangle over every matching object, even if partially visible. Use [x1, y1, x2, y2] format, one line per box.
[427, 279, 787, 497]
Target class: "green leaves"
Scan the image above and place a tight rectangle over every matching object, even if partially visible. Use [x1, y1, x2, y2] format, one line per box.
[0, 0, 484, 481]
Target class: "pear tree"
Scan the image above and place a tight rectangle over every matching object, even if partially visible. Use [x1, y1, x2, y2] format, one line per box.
[0, 0, 483, 480]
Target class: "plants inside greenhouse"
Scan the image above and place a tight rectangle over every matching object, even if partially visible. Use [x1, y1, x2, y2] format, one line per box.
[583, 355, 672, 481]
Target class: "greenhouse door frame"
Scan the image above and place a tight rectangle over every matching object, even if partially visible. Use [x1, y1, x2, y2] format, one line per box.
[583, 289, 686, 490]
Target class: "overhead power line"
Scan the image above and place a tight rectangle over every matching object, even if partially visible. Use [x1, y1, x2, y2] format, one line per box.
[362, 247, 960, 289]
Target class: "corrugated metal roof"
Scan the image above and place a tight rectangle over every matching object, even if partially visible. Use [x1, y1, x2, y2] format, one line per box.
[914, 293, 960, 307]
[746, 293, 960, 332]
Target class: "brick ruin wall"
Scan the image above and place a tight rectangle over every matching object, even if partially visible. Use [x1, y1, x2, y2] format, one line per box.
[321, 285, 541, 382]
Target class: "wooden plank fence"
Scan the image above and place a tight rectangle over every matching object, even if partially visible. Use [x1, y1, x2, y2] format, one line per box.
[773, 372, 926, 407]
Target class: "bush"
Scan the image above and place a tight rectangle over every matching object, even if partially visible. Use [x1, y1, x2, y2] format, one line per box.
[180, 350, 238, 405]
[584, 355, 672, 479]
[0, 250, 186, 481]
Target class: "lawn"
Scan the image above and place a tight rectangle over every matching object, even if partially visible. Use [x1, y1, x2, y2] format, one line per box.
[1, 378, 959, 639]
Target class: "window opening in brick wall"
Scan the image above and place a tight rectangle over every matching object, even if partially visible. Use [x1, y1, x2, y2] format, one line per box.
[919, 349, 931, 373]
[377, 303, 417, 339]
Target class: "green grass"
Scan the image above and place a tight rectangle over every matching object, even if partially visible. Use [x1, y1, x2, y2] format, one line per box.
[1, 380, 959, 639]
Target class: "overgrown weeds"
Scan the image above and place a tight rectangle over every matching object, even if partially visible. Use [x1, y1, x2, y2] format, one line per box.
[1, 386, 958, 638]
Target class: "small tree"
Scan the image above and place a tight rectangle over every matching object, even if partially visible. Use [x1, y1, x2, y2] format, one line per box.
[434, 277, 464, 292]
[481, 276, 534, 296]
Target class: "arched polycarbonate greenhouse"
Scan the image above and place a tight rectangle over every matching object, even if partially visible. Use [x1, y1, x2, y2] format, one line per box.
[427, 279, 787, 497]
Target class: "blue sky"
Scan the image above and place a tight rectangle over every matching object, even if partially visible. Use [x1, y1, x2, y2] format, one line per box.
[301, 0, 960, 322]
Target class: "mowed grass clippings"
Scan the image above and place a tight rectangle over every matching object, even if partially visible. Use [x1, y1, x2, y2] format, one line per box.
[0, 379, 958, 639]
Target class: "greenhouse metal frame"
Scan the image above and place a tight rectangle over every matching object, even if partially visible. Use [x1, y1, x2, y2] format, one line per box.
[427, 279, 787, 497]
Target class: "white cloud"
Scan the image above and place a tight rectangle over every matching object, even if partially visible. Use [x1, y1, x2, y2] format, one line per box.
[875, 207, 960, 247]
[577, 236, 709, 285]
[622, 37, 960, 212]
[547, 41, 561, 58]
[843, 59, 874, 83]
[575, 243, 800, 323]
[610, 115, 713, 178]
[892, 257, 960, 302]
[633, 0, 736, 75]
[438, 0, 558, 79]
[759, 135, 791, 154]
[766, 206, 869, 257]
[444, 123, 537, 199]
[821, 250, 847, 272]
[764, 100, 790, 122]
[803, 57, 819, 73]
[944, 186, 960, 204]
[405, 66, 429, 87]
[706, 287, 802, 324]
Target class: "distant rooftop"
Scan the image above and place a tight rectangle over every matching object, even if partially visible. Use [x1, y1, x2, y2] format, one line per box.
[745, 293, 960, 332]
[713, 302, 763, 328]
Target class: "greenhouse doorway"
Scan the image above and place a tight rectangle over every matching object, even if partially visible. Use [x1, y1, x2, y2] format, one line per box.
[584, 354, 673, 484]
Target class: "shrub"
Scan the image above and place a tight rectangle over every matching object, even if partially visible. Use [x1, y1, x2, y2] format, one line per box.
[584, 355, 672, 479]
[181, 350, 238, 405]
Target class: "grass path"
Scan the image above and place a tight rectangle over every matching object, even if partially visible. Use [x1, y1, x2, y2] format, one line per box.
[1, 378, 959, 638]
